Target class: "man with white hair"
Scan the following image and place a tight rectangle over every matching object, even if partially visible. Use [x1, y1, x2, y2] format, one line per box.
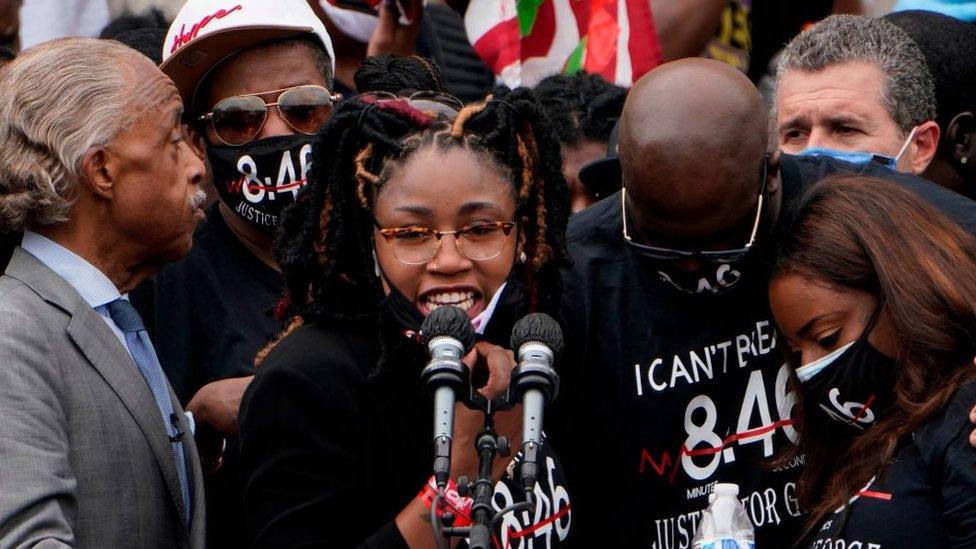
[775, 14, 941, 177]
[0, 38, 207, 547]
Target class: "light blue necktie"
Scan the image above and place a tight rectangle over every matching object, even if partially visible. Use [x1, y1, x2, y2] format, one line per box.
[106, 298, 191, 523]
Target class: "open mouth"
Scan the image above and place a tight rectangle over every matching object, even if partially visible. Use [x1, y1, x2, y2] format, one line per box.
[419, 289, 484, 318]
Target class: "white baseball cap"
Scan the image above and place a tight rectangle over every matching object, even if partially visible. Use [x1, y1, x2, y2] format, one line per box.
[161, 0, 336, 107]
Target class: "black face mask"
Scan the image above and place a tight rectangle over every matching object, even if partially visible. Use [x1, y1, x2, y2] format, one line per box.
[381, 283, 427, 342]
[795, 308, 897, 435]
[208, 134, 314, 232]
[378, 269, 525, 347]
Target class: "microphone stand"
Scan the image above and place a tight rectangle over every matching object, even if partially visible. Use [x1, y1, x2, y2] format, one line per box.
[442, 414, 501, 549]
[436, 391, 531, 549]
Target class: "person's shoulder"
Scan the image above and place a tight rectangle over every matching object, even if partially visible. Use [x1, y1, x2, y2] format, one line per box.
[780, 154, 976, 235]
[0, 274, 50, 318]
[0, 273, 31, 302]
[914, 379, 976, 461]
[566, 193, 628, 270]
[256, 321, 375, 388]
[0, 275, 64, 369]
[243, 321, 378, 424]
[567, 193, 621, 244]
[562, 193, 631, 294]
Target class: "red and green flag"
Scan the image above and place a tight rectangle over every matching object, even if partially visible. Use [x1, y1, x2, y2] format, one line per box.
[465, 0, 664, 88]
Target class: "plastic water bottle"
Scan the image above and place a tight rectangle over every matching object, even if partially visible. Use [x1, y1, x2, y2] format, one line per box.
[691, 483, 755, 549]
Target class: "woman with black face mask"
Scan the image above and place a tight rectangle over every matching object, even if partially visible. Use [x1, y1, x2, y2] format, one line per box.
[238, 82, 572, 547]
[769, 174, 976, 548]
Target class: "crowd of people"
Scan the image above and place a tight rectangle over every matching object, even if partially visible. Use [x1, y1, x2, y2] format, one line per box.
[3, 1, 976, 548]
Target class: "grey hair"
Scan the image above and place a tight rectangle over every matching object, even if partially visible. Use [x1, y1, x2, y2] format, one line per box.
[776, 14, 937, 134]
[0, 38, 150, 232]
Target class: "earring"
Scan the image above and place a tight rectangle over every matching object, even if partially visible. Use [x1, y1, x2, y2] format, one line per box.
[963, 156, 969, 165]
[372, 249, 381, 277]
[519, 251, 527, 263]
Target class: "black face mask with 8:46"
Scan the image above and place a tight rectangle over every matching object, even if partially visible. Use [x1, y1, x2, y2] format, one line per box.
[208, 134, 314, 231]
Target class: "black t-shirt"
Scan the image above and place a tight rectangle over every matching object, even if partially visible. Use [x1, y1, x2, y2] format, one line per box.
[554, 198, 803, 548]
[809, 381, 976, 549]
[552, 156, 976, 548]
[132, 203, 284, 402]
[239, 318, 572, 548]
[131, 203, 284, 549]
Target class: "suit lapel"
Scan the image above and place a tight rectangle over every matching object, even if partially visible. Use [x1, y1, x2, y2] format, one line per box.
[6, 249, 188, 522]
[66, 311, 188, 521]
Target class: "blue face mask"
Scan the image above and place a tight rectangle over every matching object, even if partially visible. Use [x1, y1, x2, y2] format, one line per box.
[797, 127, 917, 170]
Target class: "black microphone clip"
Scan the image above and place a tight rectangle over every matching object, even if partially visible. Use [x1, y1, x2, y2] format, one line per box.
[169, 413, 185, 443]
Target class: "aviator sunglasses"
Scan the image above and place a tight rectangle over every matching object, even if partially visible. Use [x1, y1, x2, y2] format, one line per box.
[198, 84, 343, 146]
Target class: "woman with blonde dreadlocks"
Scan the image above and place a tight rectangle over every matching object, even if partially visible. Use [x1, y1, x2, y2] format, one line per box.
[237, 74, 573, 547]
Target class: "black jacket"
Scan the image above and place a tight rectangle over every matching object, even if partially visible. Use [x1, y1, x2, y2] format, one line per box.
[239, 321, 422, 548]
[239, 307, 572, 548]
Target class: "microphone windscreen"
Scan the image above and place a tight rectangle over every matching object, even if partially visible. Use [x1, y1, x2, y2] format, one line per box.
[510, 313, 564, 359]
[420, 305, 476, 352]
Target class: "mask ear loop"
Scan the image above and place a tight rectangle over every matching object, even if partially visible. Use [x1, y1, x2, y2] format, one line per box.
[893, 127, 918, 165]
[859, 300, 886, 343]
[827, 298, 885, 540]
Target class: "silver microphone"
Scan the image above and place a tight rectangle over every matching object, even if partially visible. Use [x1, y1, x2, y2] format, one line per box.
[510, 313, 563, 497]
[420, 306, 476, 487]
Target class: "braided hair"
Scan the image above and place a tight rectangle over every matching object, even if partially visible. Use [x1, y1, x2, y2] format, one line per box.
[269, 86, 569, 352]
[533, 72, 627, 147]
[354, 54, 446, 95]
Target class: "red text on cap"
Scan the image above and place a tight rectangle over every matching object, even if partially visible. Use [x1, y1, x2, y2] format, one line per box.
[171, 5, 244, 55]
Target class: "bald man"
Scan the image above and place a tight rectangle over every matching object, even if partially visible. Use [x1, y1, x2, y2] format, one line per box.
[551, 58, 976, 547]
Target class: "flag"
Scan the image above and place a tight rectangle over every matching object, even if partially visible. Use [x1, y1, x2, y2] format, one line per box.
[464, 0, 663, 88]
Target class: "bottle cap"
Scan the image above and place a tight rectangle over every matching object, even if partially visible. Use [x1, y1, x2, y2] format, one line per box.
[713, 483, 739, 497]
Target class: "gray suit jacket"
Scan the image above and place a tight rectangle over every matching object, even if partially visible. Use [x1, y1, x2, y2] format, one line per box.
[0, 249, 205, 548]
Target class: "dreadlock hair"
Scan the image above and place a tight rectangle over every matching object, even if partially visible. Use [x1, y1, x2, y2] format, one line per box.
[533, 72, 627, 147]
[267, 86, 569, 359]
[354, 54, 445, 95]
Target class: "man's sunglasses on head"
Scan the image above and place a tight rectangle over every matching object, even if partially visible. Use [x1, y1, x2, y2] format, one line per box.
[353, 90, 464, 120]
